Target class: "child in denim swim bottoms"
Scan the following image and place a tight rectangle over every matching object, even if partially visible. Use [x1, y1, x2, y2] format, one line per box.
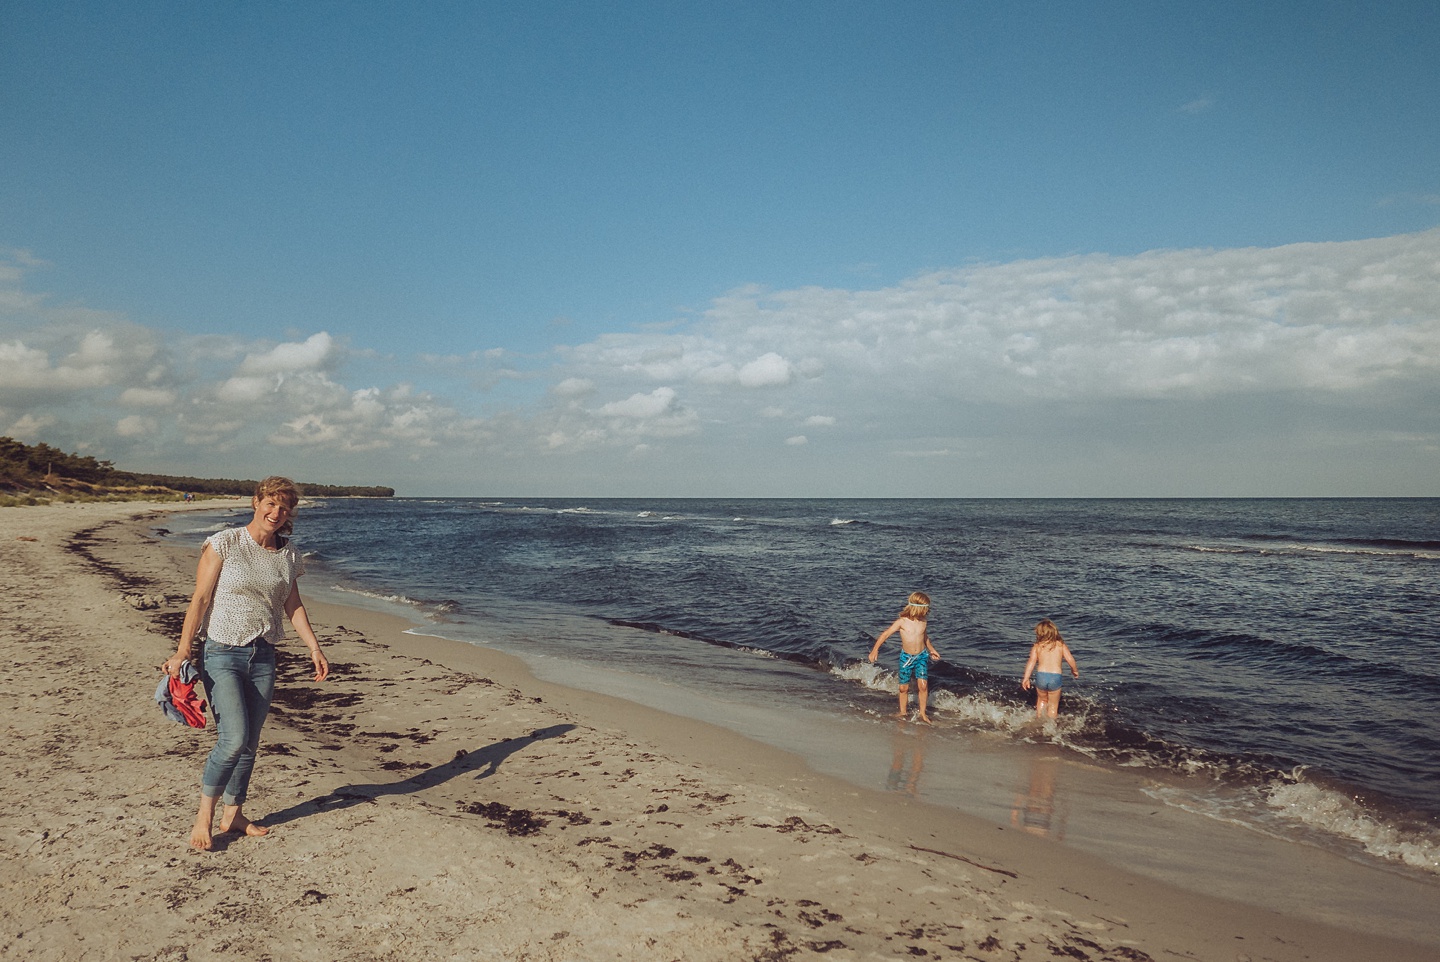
[869, 591, 943, 724]
[1021, 618, 1079, 719]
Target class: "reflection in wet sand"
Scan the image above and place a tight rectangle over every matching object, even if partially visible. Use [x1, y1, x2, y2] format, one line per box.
[885, 721, 930, 796]
[1011, 755, 1068, 840]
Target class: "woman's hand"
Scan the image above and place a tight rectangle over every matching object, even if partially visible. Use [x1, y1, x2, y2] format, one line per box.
[161, 653, 189, 677]
[309, 647, 330, 683]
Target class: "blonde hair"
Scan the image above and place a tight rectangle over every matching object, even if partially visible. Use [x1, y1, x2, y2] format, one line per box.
[901, 591, 931, 621]
[253, 476, 301, 538]
[1034, 618, 1063, 649]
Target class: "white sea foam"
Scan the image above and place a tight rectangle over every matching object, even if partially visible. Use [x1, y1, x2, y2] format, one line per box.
[328, 584, 425, 610]
[831, 663, 1041, 733]
[928, 690, 1039, 733]
[169, 521, 231, 536]
[1265, 781, 1440, 873]
[1142, 778, 1440, 876]
[1183, 542, 1439, 562]
[829, 518, 857, 526]
[832, 659, 893, 692]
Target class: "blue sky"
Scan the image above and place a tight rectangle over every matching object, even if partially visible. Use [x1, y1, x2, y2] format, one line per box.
[2, 1, 1437, 496]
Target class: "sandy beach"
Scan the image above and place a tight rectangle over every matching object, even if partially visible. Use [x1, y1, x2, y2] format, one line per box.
[1, 501, 1433, 962]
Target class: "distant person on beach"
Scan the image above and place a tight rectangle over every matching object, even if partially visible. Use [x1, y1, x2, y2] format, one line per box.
[868, 591, 942, 724]
[1021, 618, 1079, 719]
[161, 476, 330, 851]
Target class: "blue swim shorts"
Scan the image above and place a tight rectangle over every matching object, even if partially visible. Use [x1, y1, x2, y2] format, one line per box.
[898, 650, 930, 685]
[1033, 671, 1064, 692]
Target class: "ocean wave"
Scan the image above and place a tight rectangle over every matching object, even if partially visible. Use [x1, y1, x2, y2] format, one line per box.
[1180, 541, 1440, 561]
[832, 662, 1091, 735]
[1143, 779, 1440, 876]
[329, 584, 423, 606]
[1264, 780, 1440, 873]
[829, 518, 858, 526]
[733, 645, 779, 659]
[169, 521, 231, 536]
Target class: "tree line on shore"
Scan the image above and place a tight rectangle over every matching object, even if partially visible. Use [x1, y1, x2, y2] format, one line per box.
[0, 437, 395, 499]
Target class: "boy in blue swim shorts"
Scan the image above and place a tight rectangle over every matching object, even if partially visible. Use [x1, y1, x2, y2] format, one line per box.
[869, 591, 943, 724]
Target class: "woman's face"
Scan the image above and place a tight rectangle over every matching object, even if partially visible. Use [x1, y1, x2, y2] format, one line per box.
[250, 494, 294, 534]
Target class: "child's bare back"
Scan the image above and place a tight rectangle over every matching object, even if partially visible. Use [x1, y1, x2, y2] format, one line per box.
[1021, 619, 1079, 719]
[1029, 641, 1072, 674]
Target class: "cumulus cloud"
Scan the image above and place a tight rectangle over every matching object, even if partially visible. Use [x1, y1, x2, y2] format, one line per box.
[552, 377, 595, 397]
[737, 352, 794, 388]
[238, 331, 338, 375]
[0, 253, 492, 464]
[597, 387, 679, 419]
[3, 231, 1437, 494]
[0, 326, 161, 398]
[671, 229, 1440, 408]
[116, 415, 157, 438]
[119, 387, 178, 407]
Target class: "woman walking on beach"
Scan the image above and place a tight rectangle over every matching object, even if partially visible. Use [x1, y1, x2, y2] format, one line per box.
[161, 476, 329, 851]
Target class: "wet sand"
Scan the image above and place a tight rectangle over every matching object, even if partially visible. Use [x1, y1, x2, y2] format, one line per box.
[0, 500, 1432, 961]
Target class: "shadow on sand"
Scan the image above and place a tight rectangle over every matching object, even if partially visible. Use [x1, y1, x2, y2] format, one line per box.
[260, 723, 577, 828]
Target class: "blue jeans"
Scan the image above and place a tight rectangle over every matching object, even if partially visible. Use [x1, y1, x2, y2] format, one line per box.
[199, 638, 276, 806]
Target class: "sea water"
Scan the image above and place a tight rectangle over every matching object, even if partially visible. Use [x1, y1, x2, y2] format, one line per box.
[160, 497, 1440, 935]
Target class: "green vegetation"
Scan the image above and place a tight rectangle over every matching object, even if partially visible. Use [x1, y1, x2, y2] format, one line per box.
[0, 437, 395, 504]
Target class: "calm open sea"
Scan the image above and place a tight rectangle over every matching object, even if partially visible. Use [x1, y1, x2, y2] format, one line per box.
[163, 497, 1440, 880]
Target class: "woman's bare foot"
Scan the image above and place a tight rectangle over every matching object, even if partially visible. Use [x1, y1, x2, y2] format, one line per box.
[219, 809, 269, 838]
[918, 713, 933, 725]
[190, 796, 218, 851]
[189, 814, 213, 851]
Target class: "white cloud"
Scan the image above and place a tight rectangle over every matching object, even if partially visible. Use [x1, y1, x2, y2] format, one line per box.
[119, 387, 177, 407]
[597, 387, 678, 419]
[552, 377, 595, 398]
[116, 415, 157, 438]
[4, 412, 56, 441]
[737, 352, 794, 388]
[3, 232, 1437, 495]
[238, 331, 338, 375]
[0, 327, 160, 398]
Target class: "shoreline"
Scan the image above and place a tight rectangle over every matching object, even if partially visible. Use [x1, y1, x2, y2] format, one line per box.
[1, 500, 1434, 961]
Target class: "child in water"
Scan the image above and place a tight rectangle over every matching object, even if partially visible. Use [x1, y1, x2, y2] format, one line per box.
[1021, 618, 1080, 719]
[869, 591, 943, 724]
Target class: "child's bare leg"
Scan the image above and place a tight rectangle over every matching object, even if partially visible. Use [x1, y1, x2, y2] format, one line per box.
[917, 679, 931, 724]
[1046, 689, 1062, 719]
[1034, 690, 1049, 718]
[896, 683, 910, 718]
